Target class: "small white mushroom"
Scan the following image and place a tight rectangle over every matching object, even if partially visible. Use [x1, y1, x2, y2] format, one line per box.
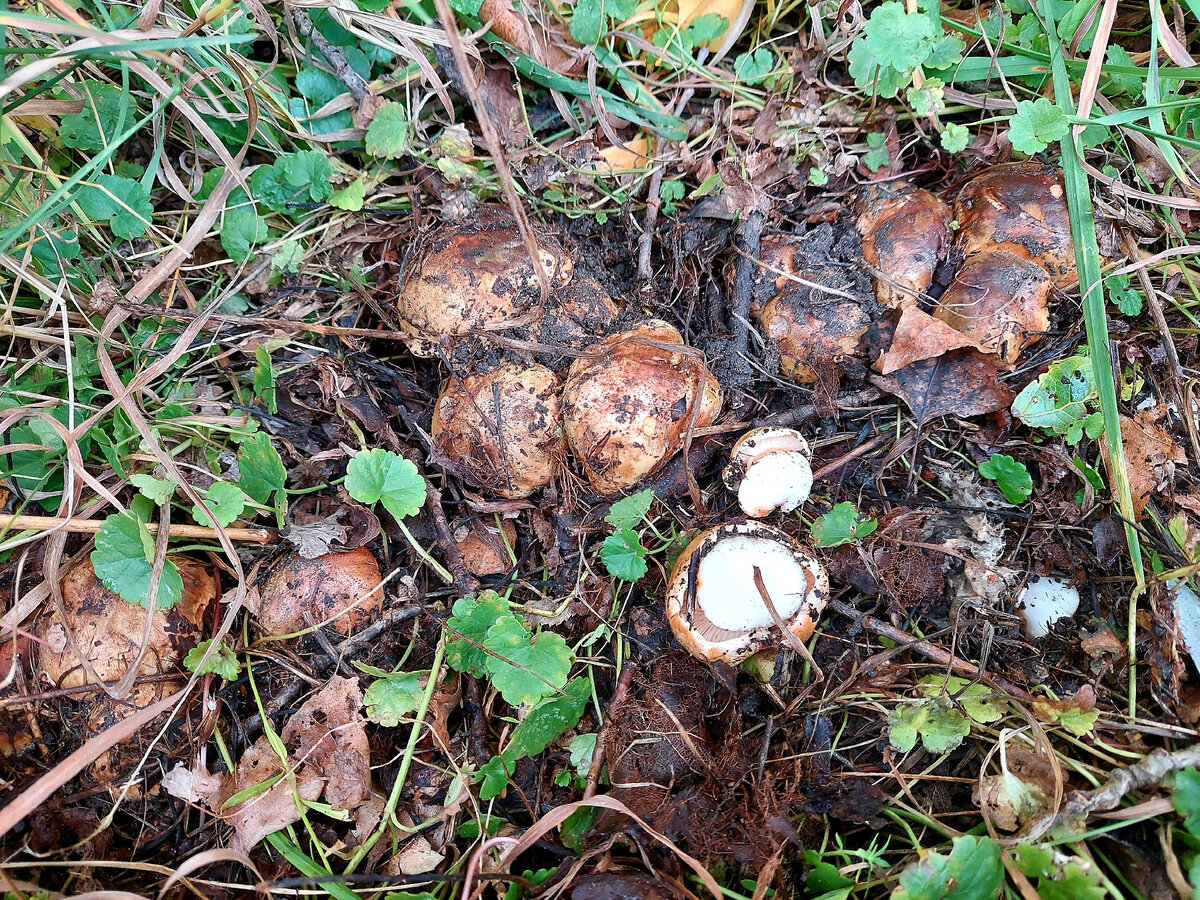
[723, 427, 814, 518]
[1017, 576, 1080, 638]
[665, 521, 828, 664]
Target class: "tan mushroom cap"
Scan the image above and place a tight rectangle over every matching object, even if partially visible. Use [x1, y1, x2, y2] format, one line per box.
[256, 547, 383, 637]
[432, 361, 564, 499]
[562, 320, 722, 494]
[38, 558, 215, 689]
[395, 209, 573, 356]
[857, 184, 953, 308]
[954, 161, 1076, 287]
[665, 521, 829, 665]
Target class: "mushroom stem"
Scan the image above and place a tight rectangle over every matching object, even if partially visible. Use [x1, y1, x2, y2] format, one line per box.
[752, 566, 823, 682]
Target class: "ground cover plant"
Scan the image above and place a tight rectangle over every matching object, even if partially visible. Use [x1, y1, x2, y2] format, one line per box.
[3, 0, 1200, 898]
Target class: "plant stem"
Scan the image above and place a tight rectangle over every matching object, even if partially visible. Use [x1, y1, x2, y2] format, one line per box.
[344, 636, 447, 873]
[0, 513, 275, 543]
[396, 519, 454, 584]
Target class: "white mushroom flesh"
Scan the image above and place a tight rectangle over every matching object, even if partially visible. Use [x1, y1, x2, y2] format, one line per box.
[737, 451, 814, 517]
[697, 534, 813, 631]
[1018, 576, 1080, 638]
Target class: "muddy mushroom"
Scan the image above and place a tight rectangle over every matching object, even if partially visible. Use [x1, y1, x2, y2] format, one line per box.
[932, 250, 1052, 365]
[954, 161, 1075, 287]
[665, 521, 828, 664]
[723, 426, 813, 517]
[395, 208, 574, 357]
[255, 547, 383, 637]
[856, 183, 953, 308]
[431, 361, 564, 499]
[562, 321, 722, 494]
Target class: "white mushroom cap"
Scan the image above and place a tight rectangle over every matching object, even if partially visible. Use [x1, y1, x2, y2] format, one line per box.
[724, 427, 813, 517]
[665, 521, 828, 664]
[1017, 576, 1080, 638]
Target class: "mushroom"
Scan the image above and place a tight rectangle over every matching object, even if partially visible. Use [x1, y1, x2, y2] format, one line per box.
[856, 184, 953, 308]
[562, 321, 722, 494]
[664, 521, 828, 664]
[932, 250, 1052, 365]
[954, 161, 1075, 287]
[431, 361, 564, 499]
[395, 208, 574, 356]
[256, 547, 383, 637]
[1017, 575, 1080, 638]
[723, 427, 814, 517]
[749, 234, 874, 384]
[38, 557, 215, 691]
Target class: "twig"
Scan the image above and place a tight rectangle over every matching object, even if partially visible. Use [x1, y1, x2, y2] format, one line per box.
[290, 8, 368, 104]
[1021, 743, 1200, 843]
[637, 137, 666, 280]
[584, 663, 636, 798]
[730, 207, 769, 383]
[752, 566, 823, 681]
[0, 514, 275, 543]
[826, 598, 1032, 702]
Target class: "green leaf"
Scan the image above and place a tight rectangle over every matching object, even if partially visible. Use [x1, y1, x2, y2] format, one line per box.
[483, 616, 573, 707]
[1012, 844, 1106, 900]
[329, 178, 366, 211]
[130, 473, 177, 506]
[445, 592, 512, 678]
[191, 481, 246, 529]
[1105, 272, 1143, 316]
[568, 732, 597, 776]
[448, 0, 484, 15]
[478, 752, 515, 800]
[864, 132, 890, 172]
[863, 2, 935, 73]
[365, 101, 411, 159]
[91, 512, 184, 610]
[184, 638, 241, 680]
[888, 696, 971, 755]
[1012, 354, 1098, 435]
[734, 48, 774, 84]
[892, 836, 1003, 900]
[221, 188, 268, 263]
[77, 175, 153, 239]
[506, 677, 591, 759]
[811, 502, 877, 547]
[924, 33, 965, 70]
[570, 0, 604, 44]
[605, 489, 655, 530]
[363, 671, 425, 726]
[253, 345, 277, 414]
[1103, 45, 1142, 97]
[1008, 97, 1070, 155]
[600, 529, 648, 582]
[1174, 768, 1200, 835]
[977, 454, 1033, 504]
[60, 82, 127, 152]
[685, 13, 728, 44]
[237, 431, 287, 518]
[940, 122, 970, 153]
[344, 448, 426, 522]
[918, 675, 1005, 724]
[808, 167, 829, 186]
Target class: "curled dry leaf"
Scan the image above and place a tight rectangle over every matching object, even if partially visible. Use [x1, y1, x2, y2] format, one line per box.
[932, 250, 1052, 365]
[664, 521, 829, 664]
[432, 361, 564, 499]
[875, 305, 984, 374]
[955, 161, 1076, 287]
[748, 232, 875, 384]
[395, 209, 573, 356]
[562, 321, 722, 494]
[976, 743, 1056, 832]
[871, 348, 1015, 421]
[1102, 410, 1186, 517]
[856, 183, 953, 308]
[255, 547, 384, 637]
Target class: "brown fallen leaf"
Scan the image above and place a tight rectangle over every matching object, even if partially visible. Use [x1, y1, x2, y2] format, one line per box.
[871, 349, 1015, 421]
[975, 742, 1056, 832]
[1102, 411, 1186, 517]
[876, 306, 984, 374]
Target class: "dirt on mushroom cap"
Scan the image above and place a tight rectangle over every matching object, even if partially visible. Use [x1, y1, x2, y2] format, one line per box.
[255, 547, 384, 637]
[856, 183, 953, 309]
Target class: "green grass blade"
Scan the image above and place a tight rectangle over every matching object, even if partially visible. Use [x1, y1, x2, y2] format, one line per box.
[1040, 0, 1144, 717]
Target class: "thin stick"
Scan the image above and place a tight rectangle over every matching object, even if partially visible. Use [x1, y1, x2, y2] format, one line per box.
[753, 566, 823, 682]
[1, 514, 275, 543]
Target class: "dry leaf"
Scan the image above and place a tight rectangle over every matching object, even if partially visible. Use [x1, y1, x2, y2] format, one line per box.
[872, 349, 1015, 421]
[1103, 411, 1186, 516]
[877, 306, 983, 374]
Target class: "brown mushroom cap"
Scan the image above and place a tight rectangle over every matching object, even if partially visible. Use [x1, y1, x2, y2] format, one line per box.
[431, 361, 564, 499]
[562, 321, 722, 494]
[954, 161, 1075, 287]
[38, 558, 215, 690]
[857, 184, 953, 308]
[932, 250, 1052, 365]
[665, 521, 828, 664]
[256, 548, 383, 637]
[396, 209, 573, 357]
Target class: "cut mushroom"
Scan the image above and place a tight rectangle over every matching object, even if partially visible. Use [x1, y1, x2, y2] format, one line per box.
[1017, 575, 1080, 639]
[431, 361, 564, 499]
[932, 250, 1052, 365]
[395, 209, 573, 357]
[954, 162, 1075, 287]
[857, 184, 953, 308]
[562, 321, 722, 494]
[723, 426, 813, 517]
[256, 547, 384, 637]
[665, 521, 828, 664]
